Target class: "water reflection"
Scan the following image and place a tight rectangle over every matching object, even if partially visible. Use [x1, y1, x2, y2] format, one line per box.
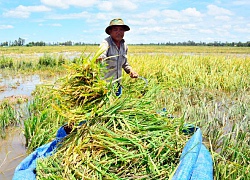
[0, 74, 43, 180]
[0, 74, 42, 101]
[0, 127, 26, 180]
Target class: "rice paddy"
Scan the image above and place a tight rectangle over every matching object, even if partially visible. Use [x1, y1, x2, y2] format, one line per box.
[0, 46, 249, 179]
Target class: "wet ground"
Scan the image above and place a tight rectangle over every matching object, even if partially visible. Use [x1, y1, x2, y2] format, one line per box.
[0, 127, 26, 180]
[0, 74, 46, 180]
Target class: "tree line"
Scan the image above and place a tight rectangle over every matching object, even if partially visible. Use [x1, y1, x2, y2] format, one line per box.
[1, 37, 26, 46]
[1, 38, 250, 47]
[133, 40, 250, 47]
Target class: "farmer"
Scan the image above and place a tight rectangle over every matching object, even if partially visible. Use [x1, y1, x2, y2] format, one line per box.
[98, 18, 138, 96]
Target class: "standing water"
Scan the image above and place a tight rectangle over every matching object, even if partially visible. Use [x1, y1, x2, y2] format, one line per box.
[0, 127, 26, 179]
[0, 75, 42, 180]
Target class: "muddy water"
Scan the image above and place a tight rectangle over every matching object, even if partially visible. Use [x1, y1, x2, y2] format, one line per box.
[0, 127, 26, 180]
[0, 75, 44, 180]
[0, 74, 42, 100]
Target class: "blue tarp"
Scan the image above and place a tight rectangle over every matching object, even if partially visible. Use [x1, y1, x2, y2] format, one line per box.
[12, 125, 68, 180]
[13, 125, 213, 180]
[172, 128, 213, 180]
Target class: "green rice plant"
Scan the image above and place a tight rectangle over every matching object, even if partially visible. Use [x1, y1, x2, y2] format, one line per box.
[17, 60, 34, 70]
[38, 54, 57, 67]
[58, 54, 66, 66]
[24, 85, 65, 151]
[0, 55, 14, 69]
[128, 54, 250, 92]
[24, 108, 63, 151]
[125, 53, 249, 179]
[0, 101, 19, 138]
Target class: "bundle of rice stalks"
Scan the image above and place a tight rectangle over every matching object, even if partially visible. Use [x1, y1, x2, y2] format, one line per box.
[24, 48, 111, 150]
[48, 49, 114, 128]
[37, 95, 189, 179]
[54, 49, 110, 109]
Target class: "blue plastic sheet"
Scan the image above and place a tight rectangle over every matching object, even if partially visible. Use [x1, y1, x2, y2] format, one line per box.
[12, 125, 68, 180]
[13, 124, 213, 180]
[172, 128, 213, 180]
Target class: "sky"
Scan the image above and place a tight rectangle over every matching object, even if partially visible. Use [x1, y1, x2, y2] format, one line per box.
[0, 0, 249, 44]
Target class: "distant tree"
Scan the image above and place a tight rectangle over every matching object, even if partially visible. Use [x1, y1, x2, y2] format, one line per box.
[75, 42, 82, 45]
[0, 41, 8, 46]
[237, 41, 243, 47]
[10, 37, 25, 46]
[18, 37, 25, 46]
[64, 41, 73, 46]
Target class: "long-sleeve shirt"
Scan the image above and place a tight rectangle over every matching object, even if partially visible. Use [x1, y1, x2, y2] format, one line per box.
[99, 36, 132, 83]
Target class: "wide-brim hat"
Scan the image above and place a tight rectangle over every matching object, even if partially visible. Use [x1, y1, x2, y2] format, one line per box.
[105, 18, 130, 35]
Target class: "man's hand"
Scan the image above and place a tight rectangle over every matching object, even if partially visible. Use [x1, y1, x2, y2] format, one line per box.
[129, 71, 139, 78]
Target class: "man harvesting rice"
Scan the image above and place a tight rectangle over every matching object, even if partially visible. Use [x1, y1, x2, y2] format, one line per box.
[98, 18, 138, 96]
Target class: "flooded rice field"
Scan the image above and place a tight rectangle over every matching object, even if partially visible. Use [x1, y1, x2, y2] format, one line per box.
[0, 74, 42, 101]
[3, 51, 83, 61]
[0, 74, 54, 180]
[0, 126, 26, 179]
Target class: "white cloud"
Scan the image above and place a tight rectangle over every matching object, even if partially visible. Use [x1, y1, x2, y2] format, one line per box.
[3, 5, 51, 18]
[50, 23, 62, 27]
[96, 13, 108, 20]
[199, 29, 214, 34]
[98, 1, 113, 11]
[0, 25, 14, 29]
[47, 11, 90, 19]
[16, 5, 51, 12]
[38, 23, 62, 27]
[162, 10, 180, 19]
[138, 26, 168, 34]
[181, 8, 202, 18]
[4, 10, 30, 18]
[215, 16, 231, 21]
[40, 0, 68, 9]
[234, 26, 250, 33]
[41, 0, 97, 9]
[128, 18, 157, 26]
[161, 8, 203, 24]
[213, 27, 231, 36]
[115, 0, 137, 11]
[232, 0, 250, 5]
[221, 24, 232, 29]
[181, 24, 197, 30]
[207, 5, 233, 16]
[68, 0, 98, 7]
[161, 10, 184, 23]
[132, 9, 160, 20]
[97, 0, 137, 11]
[146, 18, 158, 25]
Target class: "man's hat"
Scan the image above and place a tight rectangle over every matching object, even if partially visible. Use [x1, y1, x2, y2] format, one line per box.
[105, 18, 130, 35]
